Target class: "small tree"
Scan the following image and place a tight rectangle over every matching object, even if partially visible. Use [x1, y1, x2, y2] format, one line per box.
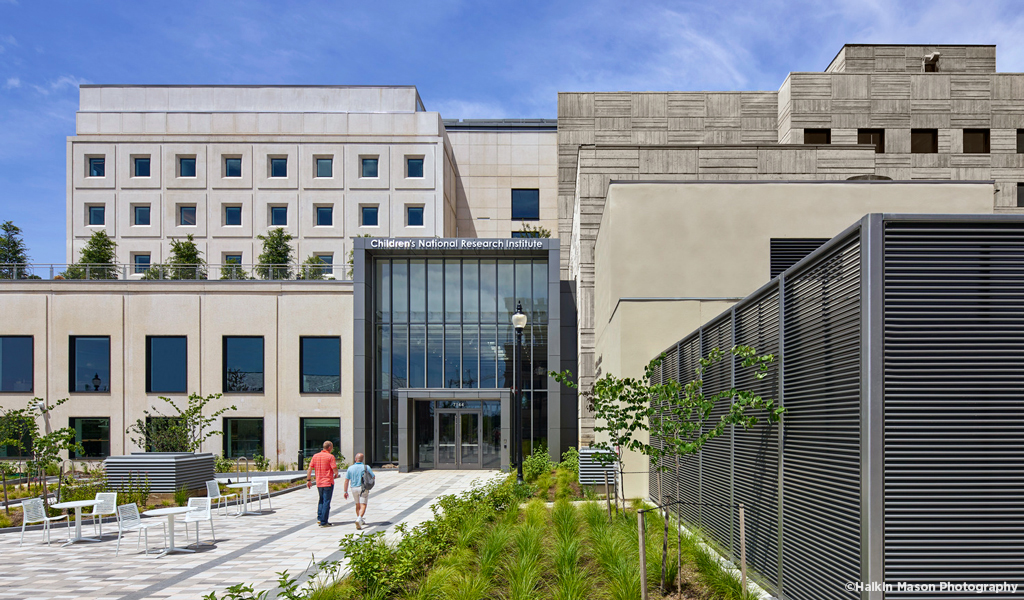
[515, 223, 552, 238]
[63, 230, 118, 279]
[256, 228, 294, 280]
[296, 255, 329, 280]
[0, 398, 83, 503]
[220, 256, 251, 280]
[126, 393, 236, 453]
[551, 345, 783, 498]
[0, 220, 30, 279]
[145, 234, 207, 280]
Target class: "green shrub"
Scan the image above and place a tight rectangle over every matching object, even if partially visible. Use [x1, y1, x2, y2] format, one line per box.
[522, 445, 553, 483]
[253, 454, 270, 472]
[559, 447, 579, 481]
[214, 454, 235, 473]
[554, 467, 575, 500]
[174, 484, 189, 506]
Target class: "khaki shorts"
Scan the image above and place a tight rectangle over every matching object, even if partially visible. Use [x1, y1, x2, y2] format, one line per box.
[352, 486, 370, 503]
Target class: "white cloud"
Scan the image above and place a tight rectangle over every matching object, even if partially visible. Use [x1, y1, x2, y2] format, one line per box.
[4, 76, 20, 89]
[31, 74, 90, 96]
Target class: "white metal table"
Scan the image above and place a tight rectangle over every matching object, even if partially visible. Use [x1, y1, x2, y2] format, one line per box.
[51, 499, 101, 547]
[143, 506, 196, 557]
[226, 482, 259, 516]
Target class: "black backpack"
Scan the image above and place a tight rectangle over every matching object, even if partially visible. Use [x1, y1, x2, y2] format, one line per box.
[361, 465, 375, 491]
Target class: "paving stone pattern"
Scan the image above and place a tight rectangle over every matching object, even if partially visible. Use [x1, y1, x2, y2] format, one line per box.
[0, 470, 497, 600]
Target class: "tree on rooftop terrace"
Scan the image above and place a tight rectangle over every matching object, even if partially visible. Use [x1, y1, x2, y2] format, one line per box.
[62, 230, 118, 279]
[0, 220, 30, 279]
[515, 223, 552, 238]
[256, 227, 294, 280]
[143, 234, 208, 280]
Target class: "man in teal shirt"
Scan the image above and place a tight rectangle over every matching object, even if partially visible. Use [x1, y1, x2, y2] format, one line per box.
[343, 453, 374, 529]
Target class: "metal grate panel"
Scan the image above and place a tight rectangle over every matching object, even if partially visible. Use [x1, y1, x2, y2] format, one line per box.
[733, 289, 781, 594]
[883, 221, 1024, 598]
[678, 334, 703, 528]
[781, 234, 862, 600]
[771, 238, 831, 279]
[700, 315, 735, 556]
[578, 448, 616, 486]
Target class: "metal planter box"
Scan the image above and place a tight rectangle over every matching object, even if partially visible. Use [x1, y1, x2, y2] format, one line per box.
[104, 452, 214, 493]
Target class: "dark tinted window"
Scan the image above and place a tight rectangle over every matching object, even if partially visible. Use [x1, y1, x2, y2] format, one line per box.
[223, 417, 264, 458]
[179, 206, 197, 226]
[134, 254, 151, 274]
[225, 158, 242, 178]
[963, 129, 990, 154]
[301, 337, 341, 393]
[223, 336, 264, 393]
[301, 417, 340, 459]
[407, 206, 424, 226]
[179, 157, 196, 177]
[911, 129, 938, 153]
[857, 129, 885, 154]
[803, 129, 831, 144]
[361, 158, 378, 178]
[69, 417, 110, 458]
[69, 336, 110, 392]
[134, 205, 150, 226]
[1018, 184, 1024, 208]
[511, 189, 540, 221]
[407, 158, 424, 178]
[88, 157, 105, 177]
[316, 206, 333, 226]
[271, 206, 287, 226]
[0, 336, 33, 392]
[271, 158, 287, 178]
[1017, 130, 1024, 154]
[225, 206, 242, 226]
[147, 336, 187, 393]
[362, 206, 378, 227]
[134, 157, 150, 177]
[316, 158, 332, 178]
[88, 206, 105, 226]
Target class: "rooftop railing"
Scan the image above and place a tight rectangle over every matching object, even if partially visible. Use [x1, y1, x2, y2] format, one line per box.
[0, 263, 349, 282]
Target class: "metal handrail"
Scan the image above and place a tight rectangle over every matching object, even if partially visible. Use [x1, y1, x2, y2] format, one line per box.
[235, 457, 250, 483]
[0, 262, 349, 282]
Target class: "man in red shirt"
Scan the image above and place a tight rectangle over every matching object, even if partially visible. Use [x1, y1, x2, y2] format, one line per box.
[305, 441, 338, 527]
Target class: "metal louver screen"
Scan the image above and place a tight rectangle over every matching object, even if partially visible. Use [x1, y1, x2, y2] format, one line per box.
[578, 448, 616, 485]
[770, 238, 830, 279]
[732, 289, 781, 595]
[781, 234, 862, 600]
[700, 315, 735, 557]
[678, 335, 702, 528]
[883, 221, 1024, 598]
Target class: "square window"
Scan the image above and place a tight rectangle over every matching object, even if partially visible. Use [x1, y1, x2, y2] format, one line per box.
[270, 206, 288, 226]
[133, 253, 151, 274]
[146, 336, 187, 393]
[963, 129, 990, 154]
[857, 129, 885, 154]
[223, 417, 264, 458]
[1017, 130, 1024, 154]
[911, 129, 938, 153]
[88, 157, 105, 177]
[803, 129, 831, 144]
[223, 254, 244, 278]
[407, 158, 424, 178]
[133, 157, 151, 178]
[316, 206, 333, 226]
[134, 205, 150, 226]
[225, 254, 242, 265]
[88, 206, 105, 226]
[301, 417, 340, 458]
[300, 337, 340, 393]
[0, 336, 33, 392]
[270, 157, 287, 178]
[179, 157, 197, 178]
[511, 189, 540, 221]
[69, 336, 111, 392]
[316, 158, 333, 178]
[223, 336, 264, 393]
[225, 157, 242, 178]
[225, 206, 242, 226]
[361, 157, 378, 178]
[361, 206, 379, 227]
[179, 206, 197, 226]
[407, 206, 424, 227]
[69, 417, 110, 459]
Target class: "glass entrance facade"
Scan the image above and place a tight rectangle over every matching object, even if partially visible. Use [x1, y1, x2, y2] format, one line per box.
[373, 257, 548, 465]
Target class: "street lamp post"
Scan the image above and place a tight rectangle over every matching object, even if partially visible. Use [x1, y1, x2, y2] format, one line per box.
[512, 302, 528, 484]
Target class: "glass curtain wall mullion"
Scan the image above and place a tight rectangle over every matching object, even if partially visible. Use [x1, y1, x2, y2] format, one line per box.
[444, 324, 461, 388]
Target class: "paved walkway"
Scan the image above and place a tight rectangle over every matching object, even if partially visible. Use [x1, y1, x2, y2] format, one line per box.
[0, 470, 499, 600]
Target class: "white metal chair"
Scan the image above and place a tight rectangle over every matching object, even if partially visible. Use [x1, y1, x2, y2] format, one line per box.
[115, 503, 166, 556]
[19, 497, 68, 546]
[206, 480, 236, 516]
[182, 497, 216, 547]
[251, 477, 271, 513]
[87, 492, 118, 537]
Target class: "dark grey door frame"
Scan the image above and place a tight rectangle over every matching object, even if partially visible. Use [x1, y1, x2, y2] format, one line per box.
[397, 388, 511, 473]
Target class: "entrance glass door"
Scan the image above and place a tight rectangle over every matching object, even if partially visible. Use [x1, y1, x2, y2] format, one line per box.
[435, 410, 481, 469]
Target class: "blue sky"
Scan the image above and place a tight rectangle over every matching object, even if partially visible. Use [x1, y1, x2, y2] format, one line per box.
[2, 0, 1024, 264]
